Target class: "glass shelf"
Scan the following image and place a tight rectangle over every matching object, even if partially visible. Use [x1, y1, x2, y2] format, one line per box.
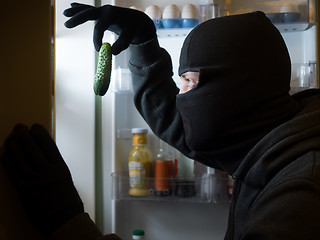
[111, 172, 231, 203]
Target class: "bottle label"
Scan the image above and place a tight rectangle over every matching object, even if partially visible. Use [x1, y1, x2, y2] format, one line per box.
[129, 161, 146, 187]
[133, 133, 147, 145]
[154, 160, 173, 196]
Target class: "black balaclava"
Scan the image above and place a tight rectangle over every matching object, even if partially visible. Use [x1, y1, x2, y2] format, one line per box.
[176, 11, 300, 174]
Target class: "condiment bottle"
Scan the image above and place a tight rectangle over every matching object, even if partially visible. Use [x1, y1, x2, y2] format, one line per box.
[132, 229, 145, 240]
[154, 139, 174, 196]
[128, 128, 152, 197]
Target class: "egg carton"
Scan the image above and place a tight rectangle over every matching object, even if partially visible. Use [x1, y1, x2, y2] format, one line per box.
[132, 4, 201, 29]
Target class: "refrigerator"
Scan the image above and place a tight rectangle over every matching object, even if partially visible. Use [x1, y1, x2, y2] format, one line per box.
[55, 0, 319, 239]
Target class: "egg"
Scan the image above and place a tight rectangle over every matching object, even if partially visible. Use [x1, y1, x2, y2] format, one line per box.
[181, 4, 198, 19]
[144, 5, 162, 20]
[162, 4, 181, 19]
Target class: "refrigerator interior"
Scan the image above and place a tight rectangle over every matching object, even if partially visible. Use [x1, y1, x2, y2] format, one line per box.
[55, 0, 318, 239]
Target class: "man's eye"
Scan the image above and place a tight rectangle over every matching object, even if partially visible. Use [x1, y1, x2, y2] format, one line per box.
[179, 72, 199, 94]
[187, 79, 198, 89]
[182, 77, 189, 83]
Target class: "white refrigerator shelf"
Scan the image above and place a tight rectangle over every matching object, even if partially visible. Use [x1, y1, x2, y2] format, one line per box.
[111, 172, 232, 203]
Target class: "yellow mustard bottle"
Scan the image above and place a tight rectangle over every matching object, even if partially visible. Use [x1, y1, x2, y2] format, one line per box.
[128, 128, 152, 197]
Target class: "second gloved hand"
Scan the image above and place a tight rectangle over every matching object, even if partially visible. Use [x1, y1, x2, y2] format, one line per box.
[0, 124, 84, 236]
[63, 3, 156, 55]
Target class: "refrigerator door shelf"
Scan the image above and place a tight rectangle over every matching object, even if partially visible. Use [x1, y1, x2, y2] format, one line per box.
[113, 67, 133, 93]
[275, 22, 314, 32]
[111, 172, 231, 203]
[156, 22, 314, 38]
[156, 28, 193, 38]
[290, 62, 318, 94]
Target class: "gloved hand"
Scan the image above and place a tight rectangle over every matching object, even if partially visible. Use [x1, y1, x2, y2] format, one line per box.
[0, 124, 84, 236]
[63, 3, 156, 55]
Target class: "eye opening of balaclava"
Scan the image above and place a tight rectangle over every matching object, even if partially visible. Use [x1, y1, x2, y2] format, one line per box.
[176, 11, 300, 174]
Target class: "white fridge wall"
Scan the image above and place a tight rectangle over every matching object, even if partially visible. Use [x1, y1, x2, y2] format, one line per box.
[55, 0, 96, 220]
[283, 26, 317, 63]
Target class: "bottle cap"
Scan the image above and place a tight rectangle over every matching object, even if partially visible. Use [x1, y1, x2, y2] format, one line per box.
[133, 229, 145, 239]
[132, 128, 148, 134]
[133, 230, 145, 236]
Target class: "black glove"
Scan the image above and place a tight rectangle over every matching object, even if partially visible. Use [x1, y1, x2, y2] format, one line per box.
[63, 3, 156, 55]
[0, 124, 84, 236]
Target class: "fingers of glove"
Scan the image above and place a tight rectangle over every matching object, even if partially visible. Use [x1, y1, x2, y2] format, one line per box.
[5, 124, 49, 170]
[70, 2, 92, 7]
[1, 152, 27, 186]
[30, 124, 64, 165]
[64, 7, 100, 28]
[63, 2, 95, 17]
[92, 10, 117, 51]
[30, 124, 73, 180]
[93, 21, 108, 52]
[111, 31, 134, 55]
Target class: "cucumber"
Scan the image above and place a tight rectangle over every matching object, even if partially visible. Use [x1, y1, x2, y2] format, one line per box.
[94, 42, 112, 96]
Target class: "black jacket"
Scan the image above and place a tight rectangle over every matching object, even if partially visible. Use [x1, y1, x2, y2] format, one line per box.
[227, 89, 320, 239]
